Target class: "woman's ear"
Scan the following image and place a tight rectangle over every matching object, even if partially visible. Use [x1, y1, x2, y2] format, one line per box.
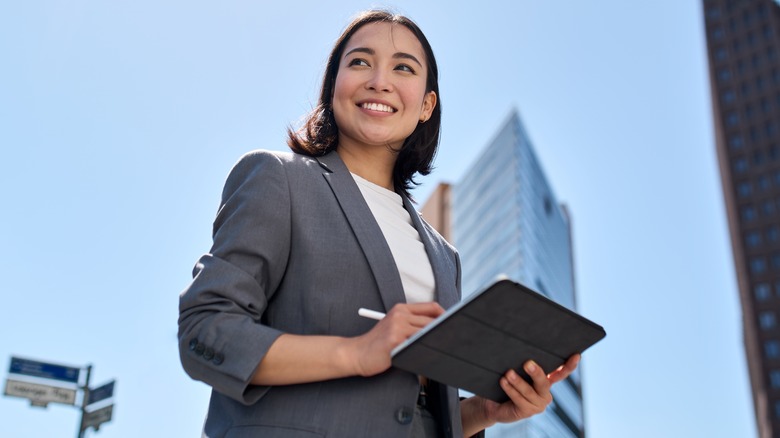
[420, 91, 437, 123]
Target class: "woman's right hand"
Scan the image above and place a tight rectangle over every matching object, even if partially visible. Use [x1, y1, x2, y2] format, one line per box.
[348, 302, 445, 377]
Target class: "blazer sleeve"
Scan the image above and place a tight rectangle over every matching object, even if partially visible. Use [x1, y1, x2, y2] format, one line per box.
[178, 150, 290, 405]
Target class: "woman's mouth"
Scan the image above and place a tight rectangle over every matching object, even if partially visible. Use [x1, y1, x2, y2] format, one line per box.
[360, 102, 396, 113]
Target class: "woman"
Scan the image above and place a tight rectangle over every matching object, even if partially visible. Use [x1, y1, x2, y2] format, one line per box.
[178, 10, 579, 438]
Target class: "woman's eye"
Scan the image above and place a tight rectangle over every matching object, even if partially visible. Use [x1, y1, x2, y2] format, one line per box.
[395, 64, 415, 74]
[349, 58, 369, 67]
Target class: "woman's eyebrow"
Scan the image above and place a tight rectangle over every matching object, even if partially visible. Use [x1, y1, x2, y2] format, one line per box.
[344, 47, 422, 67]
[394, 52, 422, 67]
[344, 47, 374, 58]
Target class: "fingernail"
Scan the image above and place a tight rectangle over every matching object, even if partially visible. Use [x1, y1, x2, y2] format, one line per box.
[525, 361, 537, 373]
[507, 370, 517, 382]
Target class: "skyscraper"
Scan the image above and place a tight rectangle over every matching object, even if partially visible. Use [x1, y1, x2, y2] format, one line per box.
[703, 1, 780, 436]
[423, 110, 583, 437]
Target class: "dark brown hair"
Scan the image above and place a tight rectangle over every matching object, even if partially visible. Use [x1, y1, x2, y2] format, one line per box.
[287, 10, 441, 199]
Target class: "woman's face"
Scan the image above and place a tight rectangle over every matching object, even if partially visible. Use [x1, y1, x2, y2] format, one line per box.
[332, 22, 437, 153]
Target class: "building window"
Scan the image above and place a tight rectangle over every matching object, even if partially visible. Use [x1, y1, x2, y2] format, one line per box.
[716, 47, 729, 62]
[762, 98, 772, 114]
[759, 175, 771, 191]
[738, 60, 747, 75]
[741, 82, 751, 98]
[766, 340, 780, 359]
[755, 150, 766, 166]
[746, 103, 755, 120]
[707, 7, 721, 21]
[730, 135, 744, 149]
[747, 230, 762, 248]
[747, 31, 756, 47]
[738, 181, 753, 197]
[752, 128, 761, 143]
[768, 226, 780, 243]
[771, 370, 780, 388]
[773, 252, 780, 269]
[756, 283, 772, 301]
[751, 256, 767, 274]
[767, 122, 777, 138]
[712, 27, 725, 41]
[743, 205, 758, 222]
[734, 157, 748, 173]
[727, 111, 740, 126]
[763, 200, 776, 217]
[718, 68, 732, 83]
[723, 90, 736, 104]
[761, 311, 778, 330]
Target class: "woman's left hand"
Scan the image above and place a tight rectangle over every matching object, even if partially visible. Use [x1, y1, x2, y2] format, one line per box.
[487, 354, 580, 423]
[461, 354, 581, 436]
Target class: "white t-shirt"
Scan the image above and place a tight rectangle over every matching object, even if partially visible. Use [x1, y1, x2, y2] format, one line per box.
[352, 173, 436, 304]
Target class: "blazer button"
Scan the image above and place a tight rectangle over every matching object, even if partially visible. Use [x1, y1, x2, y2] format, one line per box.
[188, 338, 199, 351]
[395, 407, 413, 425]
[203, 347, 214, 360]
[212, 353, 224, 365]
[194, 343, 205, 356]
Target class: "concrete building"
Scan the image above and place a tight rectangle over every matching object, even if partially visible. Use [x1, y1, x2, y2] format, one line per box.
[703, 1, 780, 436]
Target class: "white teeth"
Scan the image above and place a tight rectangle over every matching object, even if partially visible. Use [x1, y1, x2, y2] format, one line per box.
[362, 102, 394, 113]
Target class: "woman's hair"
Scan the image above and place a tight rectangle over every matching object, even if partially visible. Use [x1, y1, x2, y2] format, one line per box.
[287, 10, 441, 199]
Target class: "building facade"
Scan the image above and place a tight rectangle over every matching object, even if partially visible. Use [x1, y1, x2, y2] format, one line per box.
[703, 1, 780, 436]
[423, 110, 583, 437]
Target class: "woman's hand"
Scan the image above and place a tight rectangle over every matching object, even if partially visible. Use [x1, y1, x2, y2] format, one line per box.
[251, 302, 443, 386]
[348, 302, 445, 377]
[461, 354, 581, 436]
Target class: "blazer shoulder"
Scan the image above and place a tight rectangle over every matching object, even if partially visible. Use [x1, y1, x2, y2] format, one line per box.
[232, 149, 325, 174]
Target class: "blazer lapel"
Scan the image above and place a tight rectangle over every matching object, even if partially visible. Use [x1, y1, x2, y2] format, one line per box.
[316, 152, 407, 312]
[402, 196, 460, 310]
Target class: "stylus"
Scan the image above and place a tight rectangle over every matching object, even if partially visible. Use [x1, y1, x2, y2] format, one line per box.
[358, 308, 386, 321]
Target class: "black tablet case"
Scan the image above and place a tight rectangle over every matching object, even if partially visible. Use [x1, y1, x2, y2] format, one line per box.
[390, 279, 606, 402]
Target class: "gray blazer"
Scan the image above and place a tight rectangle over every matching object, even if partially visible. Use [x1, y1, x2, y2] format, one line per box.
[178, 150, 464, 438]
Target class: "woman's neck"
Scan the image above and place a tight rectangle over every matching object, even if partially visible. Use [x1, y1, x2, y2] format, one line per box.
[336, 143, 397, 191]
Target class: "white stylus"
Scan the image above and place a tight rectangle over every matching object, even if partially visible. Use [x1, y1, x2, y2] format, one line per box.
[358, 308, 386, 321]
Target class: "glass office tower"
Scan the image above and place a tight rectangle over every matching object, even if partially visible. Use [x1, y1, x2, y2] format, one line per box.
[703, 1, 780, 436]
[451, 110, 583, 437]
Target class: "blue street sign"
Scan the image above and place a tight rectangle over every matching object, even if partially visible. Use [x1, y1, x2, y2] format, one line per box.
[87, 380, 115, 406]
[8, 357, 80, 384]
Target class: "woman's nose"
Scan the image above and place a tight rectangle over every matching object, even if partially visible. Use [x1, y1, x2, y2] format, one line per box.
[366, 69, 393, 92]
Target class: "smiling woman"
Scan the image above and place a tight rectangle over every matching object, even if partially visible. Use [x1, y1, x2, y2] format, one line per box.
[287, 11, 442, 199]
[177, 9, 579, 438]
[331, 21, 437, 175]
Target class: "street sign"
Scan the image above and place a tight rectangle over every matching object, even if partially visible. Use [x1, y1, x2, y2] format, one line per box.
[8, 357, 80, 384]
[4, 379, 77, 406]
[87, 380, 115, 406]
[82, 404, 113, 431]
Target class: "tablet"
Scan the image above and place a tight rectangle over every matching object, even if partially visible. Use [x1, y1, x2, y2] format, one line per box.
[390, 278, 606, 402]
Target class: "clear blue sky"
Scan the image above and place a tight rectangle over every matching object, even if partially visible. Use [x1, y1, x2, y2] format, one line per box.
[0, 1, 756, 437]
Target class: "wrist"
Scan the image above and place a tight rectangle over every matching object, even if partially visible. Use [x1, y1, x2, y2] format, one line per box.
[335, 336, 363, 377]
[461, 396, 496, 436]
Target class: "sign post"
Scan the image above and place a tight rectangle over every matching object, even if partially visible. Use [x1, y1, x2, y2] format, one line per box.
[4, 357, 115, 437]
